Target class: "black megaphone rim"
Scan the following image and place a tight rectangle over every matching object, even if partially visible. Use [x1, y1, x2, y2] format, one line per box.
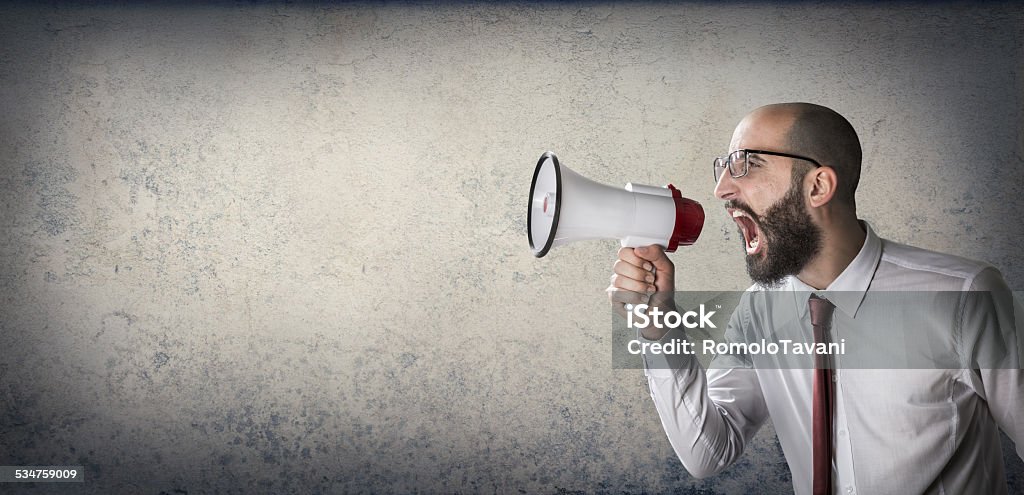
[528, 151, 562, 258]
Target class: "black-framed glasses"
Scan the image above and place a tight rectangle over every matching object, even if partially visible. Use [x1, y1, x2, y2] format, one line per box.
[713, 149, 822, 183]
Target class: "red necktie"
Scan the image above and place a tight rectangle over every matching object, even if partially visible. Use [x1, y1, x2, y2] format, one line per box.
[810, 295, 836, 495]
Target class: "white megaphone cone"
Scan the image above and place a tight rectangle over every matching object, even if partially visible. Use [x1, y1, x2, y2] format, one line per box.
[528, 151, 704, 257]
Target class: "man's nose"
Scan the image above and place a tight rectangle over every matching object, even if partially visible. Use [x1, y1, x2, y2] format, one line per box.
[714, 172, 738, 200]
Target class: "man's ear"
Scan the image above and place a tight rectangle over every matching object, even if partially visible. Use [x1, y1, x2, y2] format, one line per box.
[806, 166, 837, 208]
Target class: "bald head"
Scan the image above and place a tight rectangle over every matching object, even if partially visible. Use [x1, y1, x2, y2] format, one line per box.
[748, 103, 862, 207]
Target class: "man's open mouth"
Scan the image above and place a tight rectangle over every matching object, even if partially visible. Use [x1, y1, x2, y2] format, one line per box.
[728, 208, 763, 255]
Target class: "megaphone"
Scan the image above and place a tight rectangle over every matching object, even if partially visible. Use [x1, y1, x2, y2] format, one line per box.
[528, 151, 704, 258]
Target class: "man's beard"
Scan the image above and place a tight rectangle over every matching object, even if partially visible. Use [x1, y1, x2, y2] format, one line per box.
[729, 177, 823, 288]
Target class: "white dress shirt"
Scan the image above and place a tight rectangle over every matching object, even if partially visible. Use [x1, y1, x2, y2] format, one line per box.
[640, 221, 1023, 495]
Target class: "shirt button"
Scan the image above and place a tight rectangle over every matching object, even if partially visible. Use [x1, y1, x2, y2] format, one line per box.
[832, 374, 839, 382]
[846, 486, 855, 494]
[839, 429, 847, 437]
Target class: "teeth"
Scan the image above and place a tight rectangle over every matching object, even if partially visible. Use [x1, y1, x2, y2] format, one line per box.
[750, 238, 759, 248]
[732, 210, 744, 218]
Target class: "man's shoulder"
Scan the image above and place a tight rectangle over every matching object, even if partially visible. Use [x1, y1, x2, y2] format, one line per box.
[874, 237, 999, 290]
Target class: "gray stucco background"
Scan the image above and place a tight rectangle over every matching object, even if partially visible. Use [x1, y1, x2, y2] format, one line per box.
[1, 2, 1022, 493]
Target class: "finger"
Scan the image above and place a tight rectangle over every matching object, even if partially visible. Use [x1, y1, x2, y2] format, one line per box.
[607, 286, 651, 308]
[633, 245, 672, 272]
[610, 273, 656, 295]
[617, 246, 655, 272]
[633, 245, 675, 289]
[613, 260, 655, 288]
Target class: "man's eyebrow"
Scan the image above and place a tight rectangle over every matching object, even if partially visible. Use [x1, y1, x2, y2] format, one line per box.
[747, 153, 768, 163]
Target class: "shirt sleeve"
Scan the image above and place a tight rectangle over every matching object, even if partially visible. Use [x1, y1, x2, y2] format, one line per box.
[640, 306, 770, 478]
[962, 266, 1024, 460]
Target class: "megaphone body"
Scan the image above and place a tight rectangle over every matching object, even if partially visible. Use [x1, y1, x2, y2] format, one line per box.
[529, 151, 704, 257]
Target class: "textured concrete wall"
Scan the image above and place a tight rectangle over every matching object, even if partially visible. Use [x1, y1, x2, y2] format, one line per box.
[1, 2, 1022, 493]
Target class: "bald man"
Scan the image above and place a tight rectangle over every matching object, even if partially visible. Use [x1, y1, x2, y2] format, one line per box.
[609, 103, 1023, 495]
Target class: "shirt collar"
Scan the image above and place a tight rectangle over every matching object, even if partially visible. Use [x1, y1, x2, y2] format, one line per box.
[788, 220, 881, 319]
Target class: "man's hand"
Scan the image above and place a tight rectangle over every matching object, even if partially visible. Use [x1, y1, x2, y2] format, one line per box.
[607, 245, 676, 340]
